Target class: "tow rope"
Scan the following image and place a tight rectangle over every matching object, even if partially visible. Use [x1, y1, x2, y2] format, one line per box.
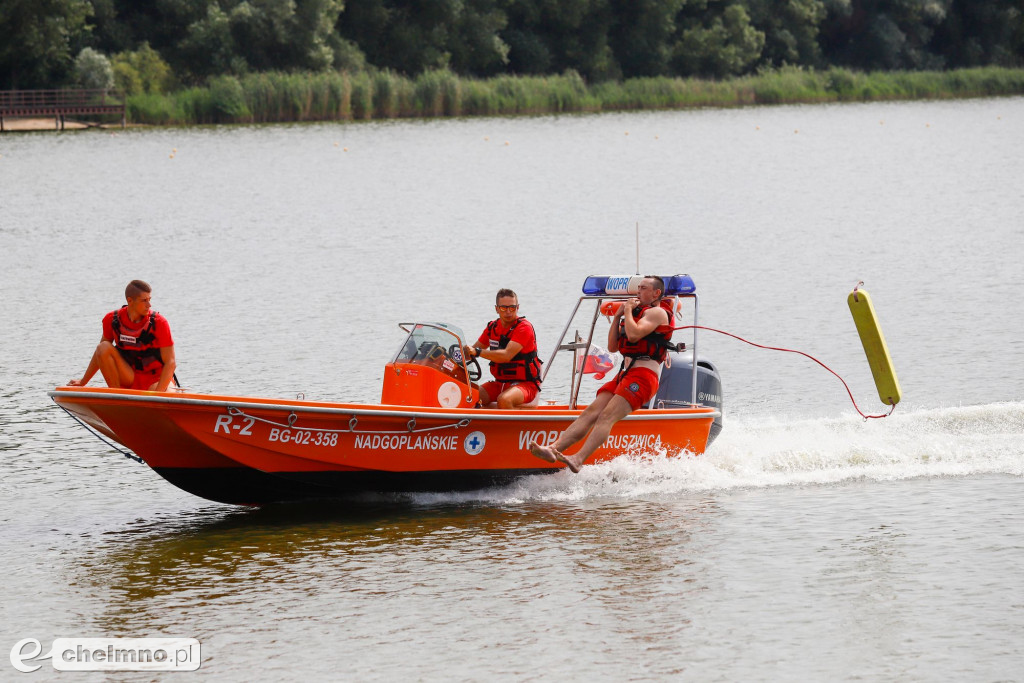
[672, 324, 896, 420]
[55, 404, 145, 462]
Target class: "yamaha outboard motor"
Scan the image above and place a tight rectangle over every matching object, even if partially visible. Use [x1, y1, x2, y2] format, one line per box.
[653, 350, 724, 445]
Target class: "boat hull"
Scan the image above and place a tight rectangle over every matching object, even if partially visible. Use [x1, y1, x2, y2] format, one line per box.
[49, 387, 719, 505]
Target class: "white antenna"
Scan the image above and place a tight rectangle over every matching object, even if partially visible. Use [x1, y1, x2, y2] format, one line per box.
[635, 221, 640, 274]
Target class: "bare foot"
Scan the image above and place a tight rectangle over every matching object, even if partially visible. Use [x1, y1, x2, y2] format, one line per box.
[555, 452, 584, 473]
[528, 441, 559, 463]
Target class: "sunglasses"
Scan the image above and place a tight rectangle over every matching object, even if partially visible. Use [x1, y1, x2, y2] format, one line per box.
[496, 305, 519, 312]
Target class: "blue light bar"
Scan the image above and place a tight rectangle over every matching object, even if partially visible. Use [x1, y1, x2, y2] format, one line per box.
[582, 274, 696, 296]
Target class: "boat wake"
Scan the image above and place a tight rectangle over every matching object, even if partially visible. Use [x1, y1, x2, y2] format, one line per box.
[409, 401, 1024, 505]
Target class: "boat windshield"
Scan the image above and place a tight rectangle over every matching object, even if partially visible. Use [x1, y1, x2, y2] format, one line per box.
[392, 322, 468, 366]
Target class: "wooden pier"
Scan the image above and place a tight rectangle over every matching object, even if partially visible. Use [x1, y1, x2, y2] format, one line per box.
[0, 89, 126, 131]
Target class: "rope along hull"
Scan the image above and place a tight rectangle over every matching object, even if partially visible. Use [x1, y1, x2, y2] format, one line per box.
[50, 387, 717, 505]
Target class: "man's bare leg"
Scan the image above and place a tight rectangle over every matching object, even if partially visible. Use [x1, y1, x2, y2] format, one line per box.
[528, 393, 613, 464]
[497, 385, 527, 410]
[557, 394, 633, 473]
[94, 341, 134, 388]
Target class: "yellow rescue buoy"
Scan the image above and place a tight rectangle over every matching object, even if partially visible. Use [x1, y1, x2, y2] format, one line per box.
[848, 284, 901, 406]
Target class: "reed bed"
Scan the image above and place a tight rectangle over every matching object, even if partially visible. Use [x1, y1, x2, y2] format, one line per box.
[126, 66, 1024, 126]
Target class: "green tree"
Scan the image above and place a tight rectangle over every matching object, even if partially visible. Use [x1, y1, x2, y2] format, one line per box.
[73, 47, 114, 89]
[501, 0, 619, 80]
[608, 0, 687, 77]
[672, 3, 766, 78]
[86, 0, 207, 69]
[0, 0, 93, 88]
[177, 4, 239, 78]
[111, 43, 176, 94]
[227, 0, 345, 72]
[94, 0, 347, 82]
[447, 0, 509, 76]
[820, 0, 951, 70]
[930, 0, 1024, 67]
[745, 0, 827, 67]
[337, 0, 509, 76]
[337, 0, 449, 74]
[87, 0, 135, 55]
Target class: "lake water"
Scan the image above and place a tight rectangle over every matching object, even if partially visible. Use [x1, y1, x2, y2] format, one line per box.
[1, 97, 1022, 680]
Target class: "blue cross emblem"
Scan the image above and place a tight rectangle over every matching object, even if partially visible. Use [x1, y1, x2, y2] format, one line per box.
[464, 431, 486, 455]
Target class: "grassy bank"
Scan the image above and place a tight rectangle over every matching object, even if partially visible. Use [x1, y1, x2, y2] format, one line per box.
[127, 66, 1024, 125]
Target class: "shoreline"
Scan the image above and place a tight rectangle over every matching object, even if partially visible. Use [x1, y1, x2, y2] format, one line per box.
[4, 65, 1023, 132]
[120, 66, 1024, 126]
[2, 90, 1018, 134]
[0, 118, 126, 132]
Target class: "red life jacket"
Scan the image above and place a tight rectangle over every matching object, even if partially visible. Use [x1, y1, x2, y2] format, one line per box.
[110, 306, 164, 373]
[617, 298, 675, 363]
[485, 317, 543, 384]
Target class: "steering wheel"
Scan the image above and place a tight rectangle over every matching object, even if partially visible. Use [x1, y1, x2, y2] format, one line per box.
[449, 343, 482, 382]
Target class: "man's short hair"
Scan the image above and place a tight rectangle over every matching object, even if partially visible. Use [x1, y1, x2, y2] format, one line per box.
[495, 288, 517, 304]
[644, 275, 665, 298]
[126, 280, 152, 300]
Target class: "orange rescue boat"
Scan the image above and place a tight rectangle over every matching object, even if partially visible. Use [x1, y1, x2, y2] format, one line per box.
[50, 275, 723, 505]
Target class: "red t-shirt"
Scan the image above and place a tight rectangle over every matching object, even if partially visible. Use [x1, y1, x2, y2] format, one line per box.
[477, 317, 538, 354]
[477, 317, 539, 381]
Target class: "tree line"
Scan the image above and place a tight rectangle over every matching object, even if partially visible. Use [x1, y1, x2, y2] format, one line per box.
[2, 0, 1022, 92]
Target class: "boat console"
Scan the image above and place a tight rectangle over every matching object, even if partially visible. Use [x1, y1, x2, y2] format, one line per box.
[381, 322, 480, 409]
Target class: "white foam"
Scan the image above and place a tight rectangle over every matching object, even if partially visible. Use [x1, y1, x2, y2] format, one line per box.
[406, 402, 1024, 505]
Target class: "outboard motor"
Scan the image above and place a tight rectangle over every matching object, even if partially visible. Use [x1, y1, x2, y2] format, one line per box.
[653, 350, 724, 445]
